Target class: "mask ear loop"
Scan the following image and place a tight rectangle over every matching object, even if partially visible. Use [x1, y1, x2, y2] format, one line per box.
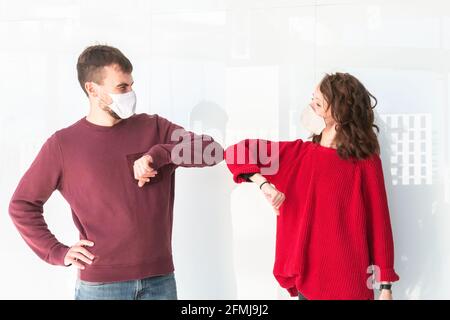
[93, 83, 113, 109]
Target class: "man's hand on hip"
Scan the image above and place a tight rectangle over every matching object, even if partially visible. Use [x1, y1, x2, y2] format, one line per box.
[64, 240, 95, 270]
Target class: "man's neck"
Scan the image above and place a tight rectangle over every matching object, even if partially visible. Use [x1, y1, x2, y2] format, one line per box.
[86, 104, 122, 127]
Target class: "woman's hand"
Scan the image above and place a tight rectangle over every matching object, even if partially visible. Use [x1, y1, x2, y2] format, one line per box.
[379, 289, 393, 300]
[246, 173, 286, 215]
[261, 182, 286, 215]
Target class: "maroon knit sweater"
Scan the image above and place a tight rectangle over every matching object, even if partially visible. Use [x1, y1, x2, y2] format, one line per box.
[9, 113, 222, 283]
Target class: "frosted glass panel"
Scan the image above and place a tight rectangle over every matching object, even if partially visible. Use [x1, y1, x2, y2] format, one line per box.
[0, 0, 448, 299]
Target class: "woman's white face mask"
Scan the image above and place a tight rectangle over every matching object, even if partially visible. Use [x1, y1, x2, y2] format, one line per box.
[300, 105, 326, 135]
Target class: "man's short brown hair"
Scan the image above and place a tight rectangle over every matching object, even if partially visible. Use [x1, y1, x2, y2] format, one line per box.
[77, 45, 133, 96]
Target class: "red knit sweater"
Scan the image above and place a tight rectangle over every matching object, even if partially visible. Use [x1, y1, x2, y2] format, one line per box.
[225, 139, 400, 300]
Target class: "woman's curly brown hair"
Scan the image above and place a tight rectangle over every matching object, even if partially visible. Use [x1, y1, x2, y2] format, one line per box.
[312, 72, 380, 160]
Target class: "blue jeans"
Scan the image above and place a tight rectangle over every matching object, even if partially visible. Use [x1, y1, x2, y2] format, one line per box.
[75, 272, 178, 300]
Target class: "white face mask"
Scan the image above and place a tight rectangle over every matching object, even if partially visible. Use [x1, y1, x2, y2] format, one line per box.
[300, 105, 326, 135]
[107, 91, 137, 119]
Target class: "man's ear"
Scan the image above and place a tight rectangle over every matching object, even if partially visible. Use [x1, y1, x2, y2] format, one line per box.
[85, 82, 97, 98]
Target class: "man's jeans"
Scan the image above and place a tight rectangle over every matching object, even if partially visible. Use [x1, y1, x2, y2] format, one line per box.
[75, 272, 177, 300]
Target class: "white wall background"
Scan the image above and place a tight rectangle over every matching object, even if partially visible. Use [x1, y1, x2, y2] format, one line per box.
[0, 0, 449, 299]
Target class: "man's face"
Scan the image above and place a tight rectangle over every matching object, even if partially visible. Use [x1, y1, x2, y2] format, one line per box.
[89, 64, 134, 119]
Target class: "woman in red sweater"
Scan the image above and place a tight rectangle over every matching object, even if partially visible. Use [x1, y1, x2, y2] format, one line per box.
[224, 72, 400, 300]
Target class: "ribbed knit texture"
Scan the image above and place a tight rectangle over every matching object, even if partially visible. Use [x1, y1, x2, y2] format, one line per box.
[225, 139, 400, 300]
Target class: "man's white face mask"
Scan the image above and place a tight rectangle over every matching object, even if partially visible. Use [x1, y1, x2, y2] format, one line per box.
[94, 84, 137, 119]
[300, 105, 326, 135]
[107, 91, 137, 119]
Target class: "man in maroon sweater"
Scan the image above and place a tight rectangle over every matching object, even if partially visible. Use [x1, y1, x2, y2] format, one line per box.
[8, 45, 223, 300]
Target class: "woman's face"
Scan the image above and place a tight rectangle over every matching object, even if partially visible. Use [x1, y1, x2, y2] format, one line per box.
[310, 86, 335, 126]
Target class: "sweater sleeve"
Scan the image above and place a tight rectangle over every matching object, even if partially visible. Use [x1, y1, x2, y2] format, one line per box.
[8, 134, 70, 266]
[224, 139, 295, 184]
[362, 154, 400, 283]
[145, 115, 223, 170]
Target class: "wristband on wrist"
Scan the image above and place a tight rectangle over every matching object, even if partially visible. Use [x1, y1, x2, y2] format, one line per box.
[379, 283, 392, 291]
[259, 181, 269, 189]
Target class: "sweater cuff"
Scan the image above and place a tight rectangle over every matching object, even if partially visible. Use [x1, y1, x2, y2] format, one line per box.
[231, 164, 261, 183]
[287, 286, 299, 297]
[240, 173, 257, 182]
[49, 243, 71, 266]
[145, 145, 170, 170]
[375, 267, 400, 282]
